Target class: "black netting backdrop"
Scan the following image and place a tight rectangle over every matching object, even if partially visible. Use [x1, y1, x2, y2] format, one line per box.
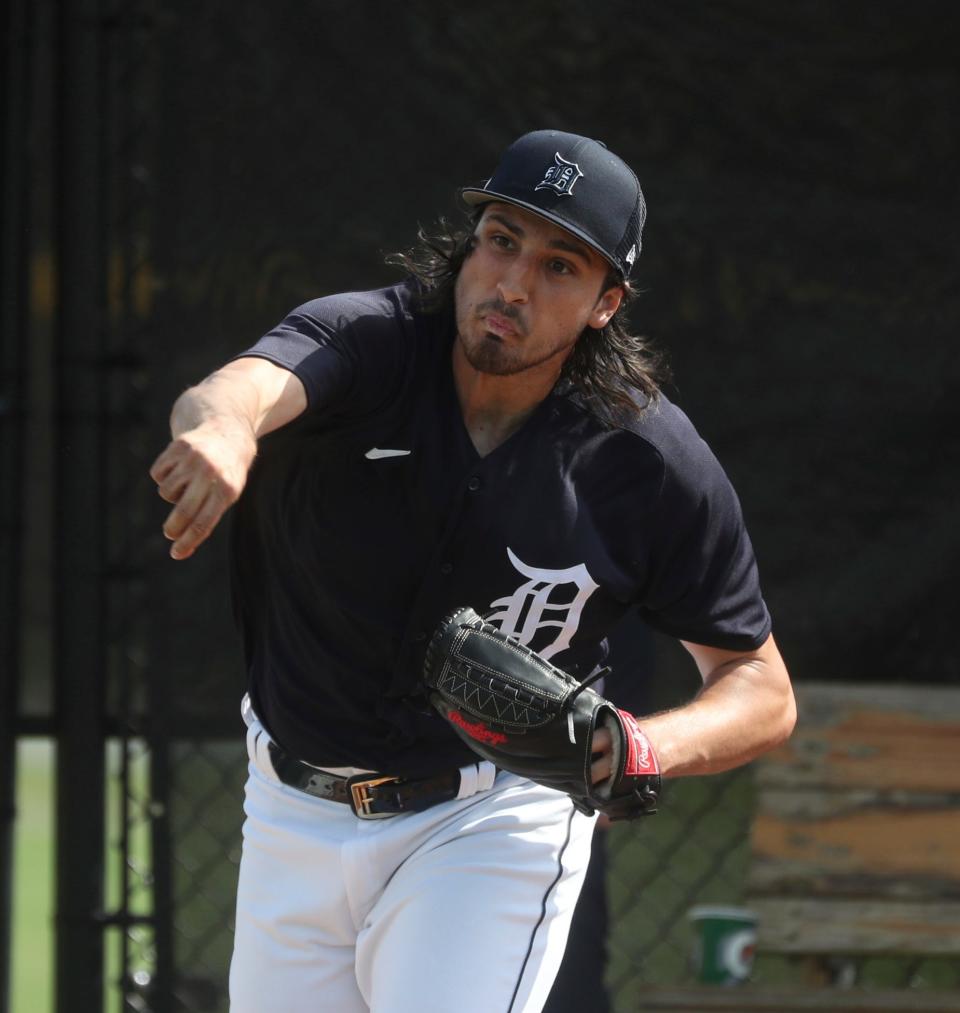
[149, 0, 960, 696]
[109, 1, 960, 1008]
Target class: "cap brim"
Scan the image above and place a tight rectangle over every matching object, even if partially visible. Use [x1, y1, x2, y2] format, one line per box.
[459, 187, 623, 277]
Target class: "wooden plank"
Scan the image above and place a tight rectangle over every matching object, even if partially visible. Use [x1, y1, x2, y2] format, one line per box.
[744, 683, 960, 964]
[749, 789, 960, 899]
[641, 986, 960, 1011]
[752, 899, 960, 955]
[754, 682, 960, 793]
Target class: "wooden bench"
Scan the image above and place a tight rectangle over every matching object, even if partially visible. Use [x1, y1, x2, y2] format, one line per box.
[643, 681, 960, 1011]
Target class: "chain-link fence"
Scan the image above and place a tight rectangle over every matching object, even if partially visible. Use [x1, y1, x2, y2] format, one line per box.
[606, 769, 756, 998]
[102, 750, 960, 1012]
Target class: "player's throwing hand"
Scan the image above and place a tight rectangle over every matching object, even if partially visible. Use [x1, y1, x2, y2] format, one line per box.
[150, 357, 308, 560]
[150, 420, 255, 560]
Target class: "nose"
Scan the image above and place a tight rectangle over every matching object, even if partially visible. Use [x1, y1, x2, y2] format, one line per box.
[497, 256, 533, 304]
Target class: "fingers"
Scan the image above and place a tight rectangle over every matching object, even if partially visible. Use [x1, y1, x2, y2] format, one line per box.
[593, 725, 612, 754]
[162, 474, 216, 540]
[164, 484, 227, 560]
[155, 460, 191, 504]
[149, 443, 182, 485]
[150, 442, 196, 505]
[150, 434, 247, 560]
[590, 754, 612, 785]
[590, 725, 614, 785]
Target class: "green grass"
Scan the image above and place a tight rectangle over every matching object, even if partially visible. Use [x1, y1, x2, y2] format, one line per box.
[11, 739, 54, 1013]
[10, 739, 153, 1013]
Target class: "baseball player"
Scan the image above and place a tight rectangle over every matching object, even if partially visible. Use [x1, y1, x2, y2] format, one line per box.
[150, 130, 795, 1013]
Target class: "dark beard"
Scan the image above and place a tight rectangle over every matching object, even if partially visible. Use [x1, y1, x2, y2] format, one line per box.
[459, 333, 532, 376]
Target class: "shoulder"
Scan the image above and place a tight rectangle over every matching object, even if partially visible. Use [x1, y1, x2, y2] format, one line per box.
[565, 389, 722, 484]
[246, 279, 437, 418]
[616, 395, 715, 467]
[281, 278, 441, 383]
[289, 278, 423, 336]
[591, 393, 740, 522]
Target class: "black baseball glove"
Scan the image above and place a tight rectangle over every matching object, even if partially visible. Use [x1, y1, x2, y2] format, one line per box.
[423, 606, 660, 820]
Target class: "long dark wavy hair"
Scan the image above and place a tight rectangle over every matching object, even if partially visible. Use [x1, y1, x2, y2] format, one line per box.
[386, 215, 668, 423]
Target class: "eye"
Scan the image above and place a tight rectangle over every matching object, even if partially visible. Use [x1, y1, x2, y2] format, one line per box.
[548, 258, 574, 276]
[490, 233, 514, 249]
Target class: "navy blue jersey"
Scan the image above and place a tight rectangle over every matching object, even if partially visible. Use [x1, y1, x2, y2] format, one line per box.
[230, 280, 771, 775]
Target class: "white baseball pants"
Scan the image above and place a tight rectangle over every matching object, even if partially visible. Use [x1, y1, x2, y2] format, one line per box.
[229, 710, 596, 1013]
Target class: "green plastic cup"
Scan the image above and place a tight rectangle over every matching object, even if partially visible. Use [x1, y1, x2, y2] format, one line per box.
[687, 905, 758, 985]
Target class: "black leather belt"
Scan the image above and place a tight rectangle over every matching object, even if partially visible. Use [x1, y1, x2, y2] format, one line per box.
[266, 741, 463, 819]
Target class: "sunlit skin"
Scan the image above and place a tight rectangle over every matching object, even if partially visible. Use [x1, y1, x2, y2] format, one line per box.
[452, 203, 623, 457]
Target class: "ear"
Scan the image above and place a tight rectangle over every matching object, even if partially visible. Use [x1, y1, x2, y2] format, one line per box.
[587, 285, 624, 330]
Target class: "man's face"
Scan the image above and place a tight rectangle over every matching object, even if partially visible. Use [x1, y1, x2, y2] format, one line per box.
[454, 203, 623, 377]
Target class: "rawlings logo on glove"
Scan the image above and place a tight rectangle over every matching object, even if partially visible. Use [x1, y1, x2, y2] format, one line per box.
[423, 606, 660, 820]
[447, 710, 509, 746]
[618, 709, 660, 777]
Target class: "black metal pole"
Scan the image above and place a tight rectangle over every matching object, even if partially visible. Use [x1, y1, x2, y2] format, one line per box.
[0, 0, 33, 1004]
[54, 0, 107, 1009]
[148, 728, 174, 1013]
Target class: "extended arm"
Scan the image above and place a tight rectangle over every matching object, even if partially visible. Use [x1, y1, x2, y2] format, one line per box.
[149, 357, 307, 560]
[591, 633, 795, 782]
[644, 634, 795, 776]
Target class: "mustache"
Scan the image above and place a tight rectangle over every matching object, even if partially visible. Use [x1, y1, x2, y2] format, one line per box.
[476, 299, 527, 335]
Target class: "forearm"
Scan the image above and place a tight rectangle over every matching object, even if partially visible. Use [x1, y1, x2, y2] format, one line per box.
[170, 372, 260, 449]
[641, 637, 796, 778]
[151, 358, 305, 560]
[171, 357, 307, 442]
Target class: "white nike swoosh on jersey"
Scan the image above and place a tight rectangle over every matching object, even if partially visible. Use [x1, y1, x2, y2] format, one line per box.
[364, 447, 412, 460]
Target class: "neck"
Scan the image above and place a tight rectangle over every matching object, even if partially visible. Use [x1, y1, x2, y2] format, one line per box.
[452, 341, 561, 457]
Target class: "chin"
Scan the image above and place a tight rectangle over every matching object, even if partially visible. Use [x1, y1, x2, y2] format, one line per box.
[464, 335, 523, 376]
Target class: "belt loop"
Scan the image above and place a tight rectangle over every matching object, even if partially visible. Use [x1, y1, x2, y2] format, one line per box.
[245, 721, 259, 764]
[241, 693, 255, 728]
[242, 696, 281, 784]
[455, 761, 496, 799]
[255, 730, 280, 783]
[476, 760, 496, 792]
[456, 763, 477, 799]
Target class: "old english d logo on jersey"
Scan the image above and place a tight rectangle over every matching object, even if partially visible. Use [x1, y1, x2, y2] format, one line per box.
[534, 152, 584, 197]
[486, 548, 599, 661]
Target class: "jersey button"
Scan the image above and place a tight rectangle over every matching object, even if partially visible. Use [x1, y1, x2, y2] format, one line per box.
[467, 476, 481, 492]
[439, 562, 454, 576]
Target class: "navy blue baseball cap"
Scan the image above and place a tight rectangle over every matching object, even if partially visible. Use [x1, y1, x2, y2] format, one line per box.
[461, 130, 646, 278]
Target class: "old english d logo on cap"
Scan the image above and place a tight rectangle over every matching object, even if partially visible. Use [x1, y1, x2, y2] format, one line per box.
[460, 129, 647, 278]
[535, 153, 584, 197]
